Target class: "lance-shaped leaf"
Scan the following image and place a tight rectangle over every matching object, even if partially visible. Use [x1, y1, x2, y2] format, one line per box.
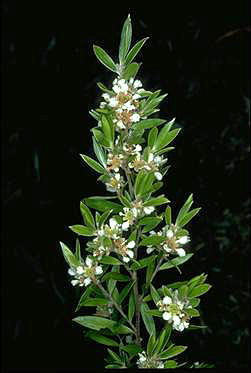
[159, 253, 194, 270]
[60, 241, 79, 267]
[139, 235, 166, 247]
[122, 62, 141, 80]
[80, 154, 105, 174]
[101, 272, 130, 282]
[80, 201, 95, 228]
[125, 37, 149, 65]
[69, 224, 96, 237]
[148, 127, 158, 148]
[130, 254, 157, 270]
[154, 324, 172, 354]
[92, 136, 107, 168]
[119, 14, 132, 64]
[150, 284, 161, 305]
[128, 290, 136, 321]
[75, 238, 81, 261]
[165, 205, 172, 225]
[154, 123, 181, 152]
[80, 298, 109, 307]
[143, 195, 170, 207]
[158, 345, 187, 360]
[84, 196, 123, 213]
[175, 193, 194, 225]
[85, 330, 119, 347]
[101, 115, 114, 147]
[188, 284, 212, 298]
[141, 303, 156, 337]
[178, 208, 201, 228]
[134, 118, 166, 130]
[147, 333, 156, 357]
[93, 45, 117, 73]
[73, 316, 134, 334]
[100, 256, 121, 265]
[117, 280, 135, 304]
[121, 344, 143, 358]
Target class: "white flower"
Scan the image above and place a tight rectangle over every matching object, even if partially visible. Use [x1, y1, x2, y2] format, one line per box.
[131, 113, 140, 122]
[146, 246, 155, 254]
[163, 311, 172, 321]
[176, 248, 186, 257]
[127, 250, 134, 258]
[163, 296, 172, 305]
[71, 279, 79, 286]
[84, 277, 91, 286]
[176, 236, 190, 245]
[166, 229, 174, 238]
[127, 240, 135, 249]
[143, 206, 155, 215]
[85, 257, 92, 267]
[154, 171, 163, 181]
[172, 314, 181, 326]
[95, 265, 103, 275]
[68, 268, 76, 276]
[102, 93, 110, 101]
[122, 221, 130, 231]
[109, 97, 118, 107]
[123, 256, 130, 263]
[133, 79, 143, 88]
[163, 244, 172, 253]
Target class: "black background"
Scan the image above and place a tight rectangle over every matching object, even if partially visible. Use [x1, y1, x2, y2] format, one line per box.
[2, 1, 250, 371]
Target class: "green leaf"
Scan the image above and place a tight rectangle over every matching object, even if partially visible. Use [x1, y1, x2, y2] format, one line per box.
[97, 82, 114, 95]
[175, 194, 194, 225]
[69, 224, 95, 237]
[107, 348, 123, 364]
[134, 118, 166, 130]
[158, 345, 187, 360]
[165, 206, 172, 225]
[80, 298, 109, 307]
[185, 308, 200, 317]
[75, 285, 94, 311]
[141, 303, 156, 337]
[145, 257, 156, 288]
[75, 238, 81, 261]
[80, 202, 95, 228]
[101, 272, 130, 282]
[164, 360, 178, 368]
[130, 255, 157, 270]
[188, 284, 212, 298]
[148, 310, 163, 317]
[84, 196, 123, 213]
[128, 290, 135, 321]
[139, 235, 166, 247]
[122, 62, 141, 80]
[143, 195, 170, 207]
[178, 208, 201, 228]
[93, 45, 117, 72]
[107, 265, 120, 295]
[100, 256, 121, 265]
[80, 154, 105, 174]
[154, 324, 172, 354]
[148, 127, 158, 148]
[60, 241, 78, 267]
[134, 170, 146, 197]
[118, 281, 135, 304]
[139, 216, 162, 226]
[73, 316, 134, 334]
[147, 333, 156, 357]
[154, 123, 181, 152]
[118, 194, 131, 208]
[159, 254, 194, 270]
[125, 37, 149, 65]
[119, 14, 132, 64]
[150, 284, 161, 305]
[101, 115, 114, 147]
[98, 209, 113, 228]
[188, 324, 208, 330]
[121, 344, 143, 358]
[92, 136, 107, 168]
[85, 330, 119, 347]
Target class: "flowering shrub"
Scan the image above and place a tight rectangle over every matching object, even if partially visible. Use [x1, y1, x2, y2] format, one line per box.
[60, 15, 213, 369]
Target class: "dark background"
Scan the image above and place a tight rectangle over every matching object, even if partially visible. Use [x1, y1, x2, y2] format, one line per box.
[1, 1, 250, 371]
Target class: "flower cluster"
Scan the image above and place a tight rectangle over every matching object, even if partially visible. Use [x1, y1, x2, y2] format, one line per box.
[129, 152, 167, 181]
[119, 201, 155, 231]
[136, 351, 164, 369]
[90, 218, 136, 263]
[157, 290, 191, 332]
[68, 257, 103, 287]
[147, 224, 190, 256]
[100, 78, 143, 130]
